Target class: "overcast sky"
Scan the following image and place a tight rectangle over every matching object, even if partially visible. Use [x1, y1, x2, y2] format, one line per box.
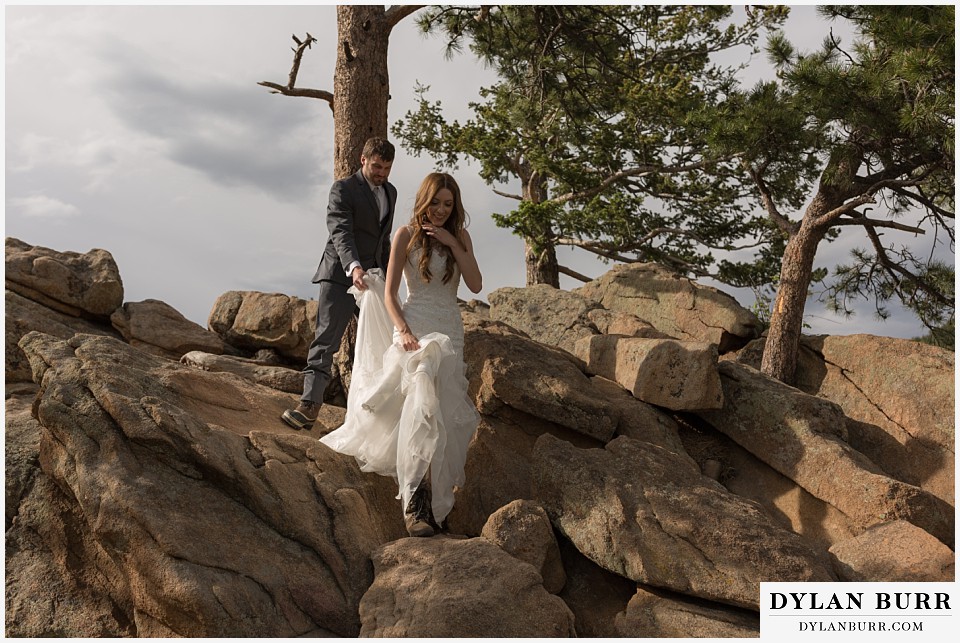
[4, 3, 950, 340]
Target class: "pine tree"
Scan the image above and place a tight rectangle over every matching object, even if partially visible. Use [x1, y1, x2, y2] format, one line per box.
[711, 5, 954, 383]
[394, 5, 787, 286]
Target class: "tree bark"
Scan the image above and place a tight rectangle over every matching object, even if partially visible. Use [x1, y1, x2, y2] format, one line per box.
[261, 7, 423, 178]
[760, 207, 830, 385]
[522, 173, 560, 287]
[761, 146, 863, 385]
[525, 239, 560, 287]
[333, 6, 391, 179]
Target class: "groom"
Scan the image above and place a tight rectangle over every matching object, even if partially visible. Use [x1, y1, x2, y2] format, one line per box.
[282, 137, 397, 430]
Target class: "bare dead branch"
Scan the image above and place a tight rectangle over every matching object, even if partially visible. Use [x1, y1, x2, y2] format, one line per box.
[259, 33, 333, 108]
[257, 82, 334, 106]
[288, 32, 317, 89]
[833, 214, 926, 235]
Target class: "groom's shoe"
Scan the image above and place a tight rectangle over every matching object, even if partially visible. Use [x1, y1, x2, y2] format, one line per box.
[282, 401, 320, 430]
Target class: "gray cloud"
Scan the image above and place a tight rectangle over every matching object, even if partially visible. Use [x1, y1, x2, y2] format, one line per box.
[98, 42, 330, 203]
[6, 195, 82, 219]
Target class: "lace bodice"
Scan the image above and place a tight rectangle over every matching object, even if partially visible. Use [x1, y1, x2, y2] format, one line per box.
[399, 245, 464, 354]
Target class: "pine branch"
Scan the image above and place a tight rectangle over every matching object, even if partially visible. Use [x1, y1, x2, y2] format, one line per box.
[853, 153, 941, 192]
[492, 189, 523, 201]
[557, 265, 592, 283]
[890, 186, 955, 220]
[865, 226, 954, 307]
[384, 5, 425, 31]
[417, 6, 487, 55]
[816, 194, 879, 224]
[547, 156, 726, 206]
[559, 237, 718, 280]
[818, 177, 930, 225]
[657, 253, 711, 277]
[557, 226, 764, 255]
[555, 238, 635, 262]
[749, 162, 799, 235]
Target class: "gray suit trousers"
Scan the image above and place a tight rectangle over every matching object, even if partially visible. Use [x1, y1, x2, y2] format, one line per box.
[301, 280, 358, 404]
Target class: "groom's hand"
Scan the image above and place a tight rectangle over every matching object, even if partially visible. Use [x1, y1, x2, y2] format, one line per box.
[351, 266, 368, 291]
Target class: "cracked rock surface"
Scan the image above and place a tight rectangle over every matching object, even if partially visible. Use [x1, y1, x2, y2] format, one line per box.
[737, 334, 955, 506]
[488, 284, 669, 355]
[6, 289, 122, 383]
[532, 433, 837, 609]
[5, 237, 123, 319]
[615, 586, 760, 637]
[463, 319, 620, 442]
[180, 350, 304, 394]
[360, 536, 576, 637]
[575, 262, 760, 353]
[110, 299, 235, 360]
[207, 290, 318, 363]
[14, 331, 405, 637]
[700, 361, 954, 547]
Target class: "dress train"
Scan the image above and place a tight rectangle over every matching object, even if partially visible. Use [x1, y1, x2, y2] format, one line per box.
[319, 270, 478, 524]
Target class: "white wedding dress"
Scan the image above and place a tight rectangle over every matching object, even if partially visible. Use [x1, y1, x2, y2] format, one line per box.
[319, 247, 479, 524]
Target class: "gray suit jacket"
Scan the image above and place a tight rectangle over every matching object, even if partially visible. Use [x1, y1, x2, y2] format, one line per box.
[312, 169, 397, 286]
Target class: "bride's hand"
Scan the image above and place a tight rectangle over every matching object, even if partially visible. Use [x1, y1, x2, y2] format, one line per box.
[398, 328, 420, 352]
[423, 224, 462, 251]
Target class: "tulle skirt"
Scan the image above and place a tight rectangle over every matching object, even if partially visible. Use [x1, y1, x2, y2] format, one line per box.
[318, 271, 479, 523]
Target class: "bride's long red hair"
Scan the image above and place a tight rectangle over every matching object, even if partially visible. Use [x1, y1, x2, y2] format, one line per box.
[406, 173, 467, 284]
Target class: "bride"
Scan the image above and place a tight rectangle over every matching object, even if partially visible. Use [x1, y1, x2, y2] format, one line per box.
[320, 172, 483, 537]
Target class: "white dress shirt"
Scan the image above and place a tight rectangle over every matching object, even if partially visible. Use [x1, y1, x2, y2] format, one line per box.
[346, 181, 389, 278]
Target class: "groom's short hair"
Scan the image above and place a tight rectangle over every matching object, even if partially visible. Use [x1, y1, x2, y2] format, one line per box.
[362, 137, 395, 162]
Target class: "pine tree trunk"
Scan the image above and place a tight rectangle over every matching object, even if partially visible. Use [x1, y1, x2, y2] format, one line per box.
[760, 217, 828, 385]
[761, 146, 860, 386]
[522, 174, 560, 287]
[525, 239, 560, 287]
[333, 6, 390, 179]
